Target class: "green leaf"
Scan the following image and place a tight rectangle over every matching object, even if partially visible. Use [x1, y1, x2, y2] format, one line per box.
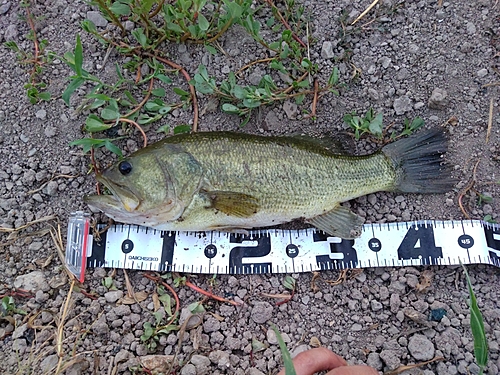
[101, 107, 120, 121]
[104, 140, 123, 157]
[225, 1, 243, 19]
[205, 44, 217, 54]
[159, 106, 172, 115]
[188, 301, 205, 314]
[271, 324, 296, 375]
[4, 41, 20, 52]
[283, 276, 296, 291]
[85, 115, 110, 132]
[222, 103, 241, 114]
[198, 13, 210, 31]
[132, 28, 148, 48]
[155, 74, 173, 84]
[198, 64, 209, 80]
[156, 124, 170, 134]
[232, 85, 247, 100]
[328, 66, 339, 86]
[173, 124, 191, 134]
[137, 113, 162, 125]
[38, 92, 51, 101]
[62, 77, 85, 106]
[410, 117, 425, 131]
[461, 263, 488, 372]
[81, 19, 97, 34]
[74, 34, 83, 77]
[368, 112, 383, 136]
[152, 87, 166, 97]
[173, 87, 190, 98]
[110, 1, 131, 16]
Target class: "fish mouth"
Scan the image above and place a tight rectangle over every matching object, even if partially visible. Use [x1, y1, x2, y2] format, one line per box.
[84, 174, 141, 212]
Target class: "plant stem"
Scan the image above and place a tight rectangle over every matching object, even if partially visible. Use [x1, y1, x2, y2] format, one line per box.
[95, 0, 125, 33]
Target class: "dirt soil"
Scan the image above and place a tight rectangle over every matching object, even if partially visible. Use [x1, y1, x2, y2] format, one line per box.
[0, 0, 500, 374]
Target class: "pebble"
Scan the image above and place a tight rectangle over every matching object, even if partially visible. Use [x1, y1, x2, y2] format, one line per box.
[0, 2, 11, 15]
[379, 350, 401, 370]
[5, 24, 18, 40]
[250, 302, 273, 324]
[14, 271, 50, 292]
[45, 181, 59, 196]
[41, 354, 59, 373]
[180, 364, 196, 375]
[283, 101, 298, 119]
[408, 334, 435, 360]
[104, 290, 123, 303]
[393, 96, 412, 115]
[86, 11, 108, 27]
[35, 109, 47, 120]
[264, 110, 280, 131]
[476, 68, 488, 78]
[321, 41, 335, 59]
[203, 317, 221, 333]
[44, 126, 57, 137]
[428, 88, 448, 109]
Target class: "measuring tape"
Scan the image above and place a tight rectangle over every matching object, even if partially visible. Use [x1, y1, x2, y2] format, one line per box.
[65, 212, 500, 282]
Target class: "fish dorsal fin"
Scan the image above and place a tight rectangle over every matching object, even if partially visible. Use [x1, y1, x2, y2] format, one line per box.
[306, 205, 364, 239]
[202, 190, 259, 218]
[286, 133, 356, 155]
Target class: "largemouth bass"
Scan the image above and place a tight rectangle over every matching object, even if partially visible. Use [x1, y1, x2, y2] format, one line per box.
[84, 128, 454, 238]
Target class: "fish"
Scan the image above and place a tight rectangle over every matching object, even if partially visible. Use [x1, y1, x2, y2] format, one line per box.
[84, 128, 454, 239]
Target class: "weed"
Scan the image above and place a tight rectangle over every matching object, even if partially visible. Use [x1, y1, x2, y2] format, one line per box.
[461, 263, 488, 375]
[0, 296, 27, 316]
[271, 323, 296, 375]
[140, 284, 180, 351]
[63, 0, 341, 162]
[4, 1, 52, 104]
[343, 108, 424, 140]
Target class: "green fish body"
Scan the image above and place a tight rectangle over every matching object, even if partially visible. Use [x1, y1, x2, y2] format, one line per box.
[84, 128, 453, 238]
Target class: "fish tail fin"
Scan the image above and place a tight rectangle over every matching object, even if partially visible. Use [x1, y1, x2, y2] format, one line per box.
[382, 127, 455, 193]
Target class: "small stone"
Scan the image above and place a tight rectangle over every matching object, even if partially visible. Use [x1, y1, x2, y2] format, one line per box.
[367, 352, 383, 370]
[5, 24, 18, 41]
[12, 323, 28, 339]
[428, 88, 448, 110]
[208, 350, 231, 369]
[115, 349, 129, 364]
[476, 68, 488, 78]
[283, 101, 298, 119]
[351, 323, 363, 331]
[104, 290, 123, 303]
[371, 300, 383, 312]
[321, 41, 335, 59]
[32, 193, 43, 203]
[266, 328, 278, 345]
[28, 242, 43, 251]
[141, 355, 176, 372]
[14, 271, 50, 292]
[124, 21, 135, 31]
[251, 302, 273, 324]
[190, 354, 210, 373]
[466, 22, 476, 35]
[408, 334, 435, 361]
[45, 181, 59, 196]
[12, 338, 27, 354]
[66, 359, 90, 375]
[379, 350, 401, 371]
[0, 2, 11, 15]
[180, 364, 196, 375]
[35, 109, 47, 120]
[203, 317, 221, 333]
[44, 126, 57, 138]
[86, 11, 108, 27]
[179, 307, 203, 330]
[264, 110, 280, 131]
[393, 96, 412, 115]
[41, 354, 59, 373]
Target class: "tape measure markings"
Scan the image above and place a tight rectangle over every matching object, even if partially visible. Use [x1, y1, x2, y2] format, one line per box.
[65, 212, 500, 282]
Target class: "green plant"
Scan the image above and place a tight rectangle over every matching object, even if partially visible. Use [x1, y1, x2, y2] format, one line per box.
[343, 108, 383, 140]
[343, 109, 425, 140]
[461, 263, 488, 374]
[4, 1, 52, 104]
[0, 296, 27, 316]
[271, 323, 296, 375]
[140, 284, 180, 350]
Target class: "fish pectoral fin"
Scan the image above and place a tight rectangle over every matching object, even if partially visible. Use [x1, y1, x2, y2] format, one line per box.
[307, 206, 364, 239]
[202, 190, 259, 218]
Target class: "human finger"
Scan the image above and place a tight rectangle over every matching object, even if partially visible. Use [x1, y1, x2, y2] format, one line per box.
[327, 364, 379, 375]
[276, 347, 347, 375]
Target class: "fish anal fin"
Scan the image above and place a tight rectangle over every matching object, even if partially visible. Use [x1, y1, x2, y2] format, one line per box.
[203, 190, 259, 218]
[307, 206, 364, 239]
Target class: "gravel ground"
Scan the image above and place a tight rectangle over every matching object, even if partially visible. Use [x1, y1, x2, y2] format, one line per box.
[0, 0, 500, 374]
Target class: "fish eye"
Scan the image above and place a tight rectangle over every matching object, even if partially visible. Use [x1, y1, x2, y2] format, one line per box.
[118, 161, 133, 175]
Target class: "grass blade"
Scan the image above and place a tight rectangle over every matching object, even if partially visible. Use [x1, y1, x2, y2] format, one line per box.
[271, 323, 296, 375]
[461, 263, 488, 374]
